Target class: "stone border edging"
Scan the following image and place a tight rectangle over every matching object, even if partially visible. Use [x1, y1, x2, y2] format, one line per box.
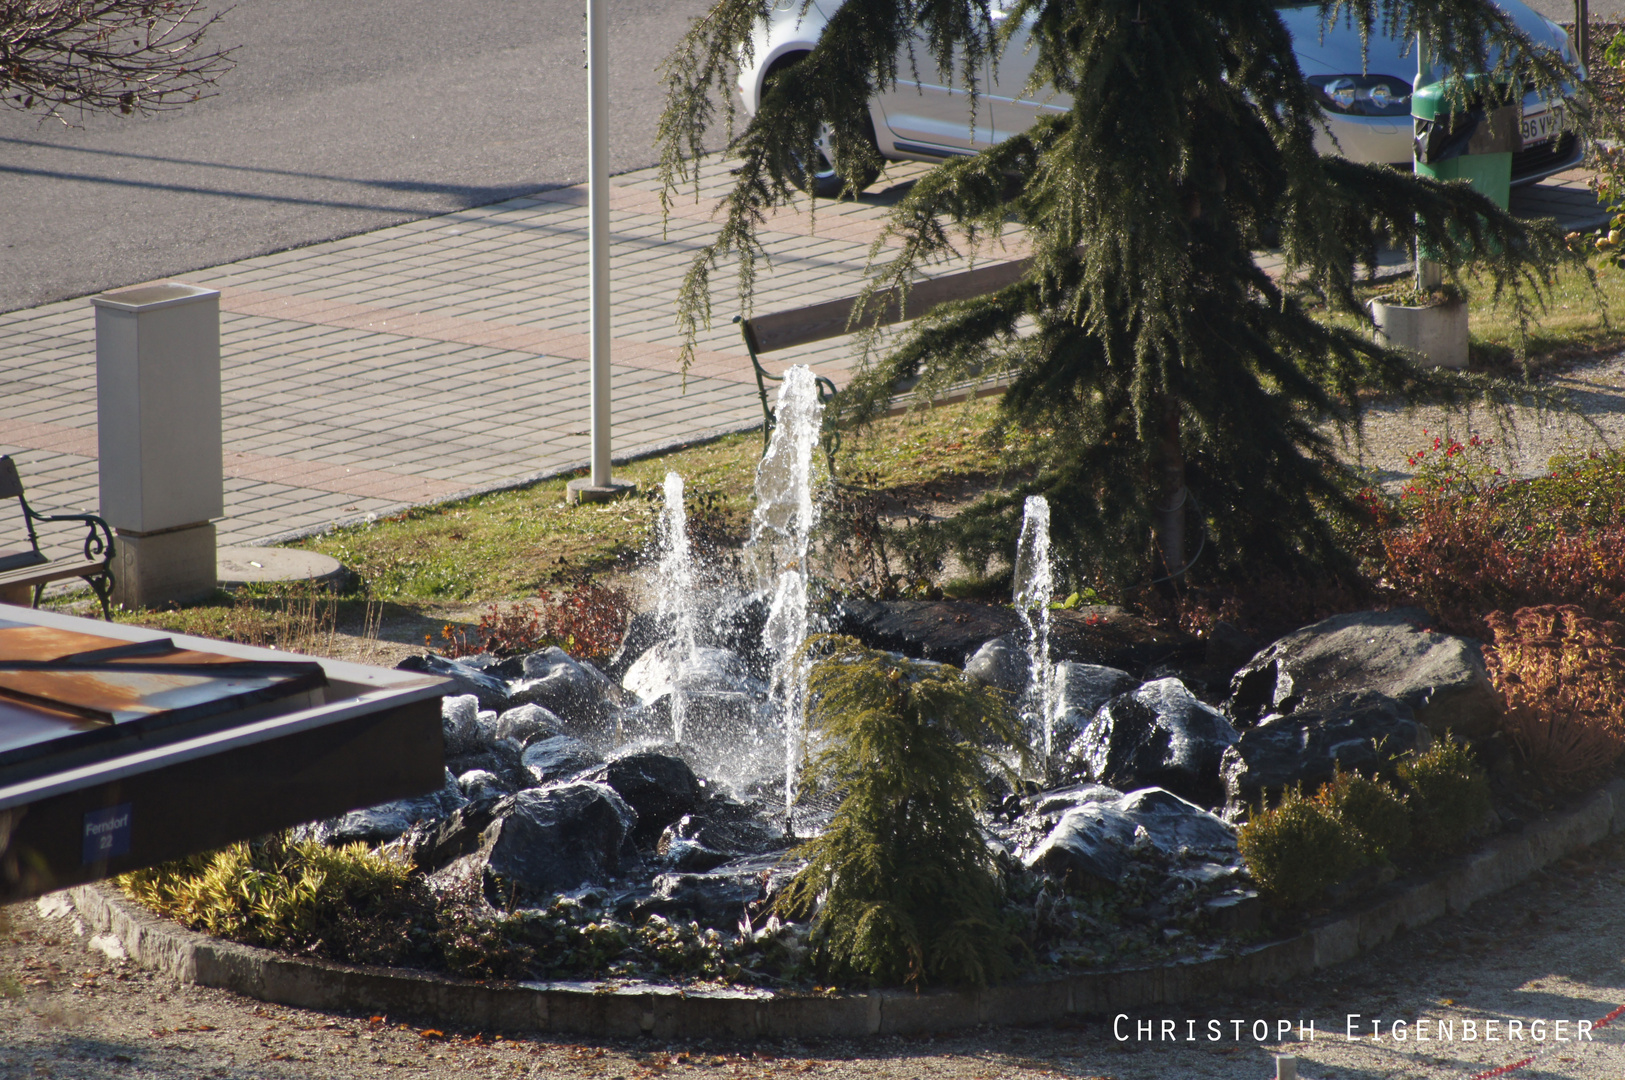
[68, 778, 1625, 1039]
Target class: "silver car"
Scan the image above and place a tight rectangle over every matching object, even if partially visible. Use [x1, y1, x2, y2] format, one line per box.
[738, 0, 1583, 196]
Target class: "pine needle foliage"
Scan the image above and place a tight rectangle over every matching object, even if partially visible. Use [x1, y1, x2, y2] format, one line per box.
[659, 0, 1603, 588]
[777, 634, 1026, 987]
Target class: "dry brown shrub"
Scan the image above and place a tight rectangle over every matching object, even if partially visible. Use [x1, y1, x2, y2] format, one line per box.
[1484, 605, 1625, 791]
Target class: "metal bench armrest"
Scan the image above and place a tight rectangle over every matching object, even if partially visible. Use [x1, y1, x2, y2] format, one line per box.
[25, 509, 115, 565]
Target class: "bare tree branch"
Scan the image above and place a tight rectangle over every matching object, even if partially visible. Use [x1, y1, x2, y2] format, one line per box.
[0, 0, 235, 121]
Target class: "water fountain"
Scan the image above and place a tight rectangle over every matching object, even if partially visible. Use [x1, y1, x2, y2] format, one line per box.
[1015, 495, 1056, 770]
[654, 471, 701, 744]
[748, 367, 825, 820]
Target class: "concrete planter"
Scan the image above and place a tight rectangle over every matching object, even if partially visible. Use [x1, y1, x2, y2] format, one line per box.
[1370, 296, 1469, 369]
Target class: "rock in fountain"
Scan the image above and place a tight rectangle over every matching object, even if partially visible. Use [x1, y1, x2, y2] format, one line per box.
[1015, 495, 1057, 769]
[749, 366, 825, 818]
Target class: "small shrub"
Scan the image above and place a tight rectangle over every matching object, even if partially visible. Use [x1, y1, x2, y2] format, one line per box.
[1238, 786, 1366, 909]
[1378, 440, 1625, 635]
[440, 575, 631, 663]
[1484, 605, 1625, 791]
[1319, 769, 1411, 861]
[119, 833, 435, 967]
[777, 635, 1026, 988]
[1398, 737, 1492, 852]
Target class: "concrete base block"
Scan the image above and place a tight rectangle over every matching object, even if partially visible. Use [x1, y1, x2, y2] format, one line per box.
[1371, 298, 1469, 369]
[112, 523, 217, 609]
[565, 478, 636, 505]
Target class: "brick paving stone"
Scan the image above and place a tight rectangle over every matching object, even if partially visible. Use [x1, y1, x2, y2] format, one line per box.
[0, 157, 1608, 553]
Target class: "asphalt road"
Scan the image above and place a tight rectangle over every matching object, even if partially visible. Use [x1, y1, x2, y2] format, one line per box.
[0, 0, 714, 313]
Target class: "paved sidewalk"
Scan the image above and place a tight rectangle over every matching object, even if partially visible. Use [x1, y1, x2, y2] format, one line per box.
[0, 160, 1606, 552]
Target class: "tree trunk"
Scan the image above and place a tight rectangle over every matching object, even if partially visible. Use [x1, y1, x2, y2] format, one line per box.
[1153, 397, 1187, 579]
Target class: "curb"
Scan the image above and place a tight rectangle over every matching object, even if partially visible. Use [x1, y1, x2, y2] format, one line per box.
[69, 778, 1625, 1038]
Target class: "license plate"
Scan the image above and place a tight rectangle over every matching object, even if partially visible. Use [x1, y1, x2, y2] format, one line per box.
[1521, 106, 1564, 146]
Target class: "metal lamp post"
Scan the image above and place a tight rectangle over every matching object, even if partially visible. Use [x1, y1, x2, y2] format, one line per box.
[566, 0, 635, 505]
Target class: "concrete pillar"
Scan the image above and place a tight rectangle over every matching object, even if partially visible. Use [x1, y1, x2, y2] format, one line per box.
[91, 283, 223, 608]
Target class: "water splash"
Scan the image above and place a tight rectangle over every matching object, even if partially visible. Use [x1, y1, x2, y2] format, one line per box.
[655, 471, 700, 744]
[1015, 495, 1055, 771]
[750, 367, 825, 820]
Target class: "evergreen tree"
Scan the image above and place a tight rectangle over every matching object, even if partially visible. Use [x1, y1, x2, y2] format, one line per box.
[777, 635, 1025, 987]
[659, 0, 1592, 587]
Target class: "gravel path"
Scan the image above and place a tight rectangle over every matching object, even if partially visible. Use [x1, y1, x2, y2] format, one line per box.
[3, 832, 1625, 1080]
[1353, 352, 1625, 487]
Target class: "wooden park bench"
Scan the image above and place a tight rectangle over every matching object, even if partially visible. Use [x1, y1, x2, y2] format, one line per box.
[735, 253, 1027, 447]
[0, 456, 115, 618]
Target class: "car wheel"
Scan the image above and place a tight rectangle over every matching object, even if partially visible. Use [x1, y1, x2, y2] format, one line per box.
[791, 118, 882, 198]
[765, 53, 882, 198]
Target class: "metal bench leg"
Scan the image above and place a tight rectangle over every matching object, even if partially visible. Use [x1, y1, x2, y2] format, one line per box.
[88, 572, 114, 620]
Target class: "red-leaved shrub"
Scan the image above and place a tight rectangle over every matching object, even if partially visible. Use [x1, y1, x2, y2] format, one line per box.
[1483, 605, 1625, 791]
[441, 577, 630, 664]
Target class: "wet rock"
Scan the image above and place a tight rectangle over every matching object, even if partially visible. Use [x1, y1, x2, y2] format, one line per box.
[637, 853, 793, 928]
[623, 643, 767, 703]
[964, 633, 1031, 694]
[1047, 607, 1198, 672]
[585, 749, 702, 843]
[507, 647, 622, 729]
[709, 592, 772, 672]
[457, 769, 513, 802]
[1063, 678, 1238, 807]
[1021, 786, 1238, 889]
[1221, 691, 1432, 813]
[1049, 661, 1138, 746]
[395, 799, 502, 873]
[309, 769, 468, 846]
[606, 611, 664, 680]
[448, 734, 525, 781]
[440, 694, 486, 756]
[1227, 608, 1500, 738]
[490, 703, 562, 747]
[397, 654, 511, 712]
[1203, 622, 1259, 673]
[659, 799, 787, 871]
[521, 735, 602, 785]
[481, 783, 637, 907]
[833, 600, 1023, 665]
[1115, 787, 1240, 864]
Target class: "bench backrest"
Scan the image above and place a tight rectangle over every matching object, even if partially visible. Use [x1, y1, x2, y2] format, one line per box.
[0, 457, 25, 501]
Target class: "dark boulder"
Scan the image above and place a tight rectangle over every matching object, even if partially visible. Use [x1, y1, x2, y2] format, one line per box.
[490, 703, 562, 747]
[605, 611, 664, 680]
[507, 647, 621, 729]
[520, 734, 601, 785]
[440, 694, 487, 756]
[396, 654, 510, 712]
[1221, 691, 1432, 814]
[1021, 786, 1238, 888]
[637, 853, 794, 928]
[1049, 661, 1138, 746]
[457, 769, 513, 802]
[658, 798, 787, 871]
[397, 799, 504, 873]
[1063, 678, 1238, 807]
[585, 748, 702, 843]
[306, 768, 467, 846]
[964, 633, 1031, 694]
[1227, 608, 1500, 738]
[481, 783, 636, 907]
[832, 600, 1023, 665]
[447, 737, 526, 789]
[1047, 607, 1198, 672]
[709, 592, 772, 673]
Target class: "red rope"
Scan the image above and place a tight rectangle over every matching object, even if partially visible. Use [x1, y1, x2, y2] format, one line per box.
[1461, 1000, 1624, 1080]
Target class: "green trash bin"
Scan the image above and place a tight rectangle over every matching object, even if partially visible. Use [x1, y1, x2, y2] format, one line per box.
[1412, 75, 1517, 210]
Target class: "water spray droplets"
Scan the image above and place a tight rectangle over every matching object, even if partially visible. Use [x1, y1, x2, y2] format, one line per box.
[1015, 495, 1056, 771]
